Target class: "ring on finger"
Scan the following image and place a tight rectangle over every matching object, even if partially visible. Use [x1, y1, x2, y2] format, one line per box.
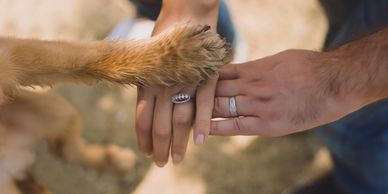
[171, 93, 192, 104]
[228, 96, 238, 117]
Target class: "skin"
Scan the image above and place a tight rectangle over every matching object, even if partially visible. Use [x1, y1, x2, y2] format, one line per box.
[210, 27, 388, 136]
[135, 0, 220, 166]
[135, 2, 387, 166]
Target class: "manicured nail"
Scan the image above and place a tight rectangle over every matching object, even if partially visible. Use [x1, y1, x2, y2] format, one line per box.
[195, 134, 205, 145]
[155, 161, 166, 168]
[173, 154, 182, 164]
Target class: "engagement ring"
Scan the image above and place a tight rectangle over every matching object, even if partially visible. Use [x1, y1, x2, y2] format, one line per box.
[171, 93, 192, 104]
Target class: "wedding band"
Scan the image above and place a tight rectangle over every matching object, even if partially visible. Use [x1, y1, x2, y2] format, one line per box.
[171, 93, 192, 104]
[229, 96, 238, 117]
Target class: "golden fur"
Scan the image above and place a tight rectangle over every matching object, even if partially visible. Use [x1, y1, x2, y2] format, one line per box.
[0, 24, 231, 194]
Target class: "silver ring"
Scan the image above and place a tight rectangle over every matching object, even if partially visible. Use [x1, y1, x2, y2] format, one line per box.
[229, 96, 238, 117]
[171, 93, 192, 104]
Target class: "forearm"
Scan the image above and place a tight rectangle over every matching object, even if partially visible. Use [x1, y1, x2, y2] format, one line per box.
[153, 0, 219, 34]
[161, 0, 219, 18]
[321, 27, 388, 104]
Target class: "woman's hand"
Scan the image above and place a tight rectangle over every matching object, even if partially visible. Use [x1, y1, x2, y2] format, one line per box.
[211, 49, 366, 136]
[135, 0, 220, 166]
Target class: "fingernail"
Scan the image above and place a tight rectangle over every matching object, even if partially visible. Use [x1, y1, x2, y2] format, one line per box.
[145, 153, 152, 158]
[195, 134, 205, 145]
[172, 154, 182, 164]
[155, 161, 166, 168]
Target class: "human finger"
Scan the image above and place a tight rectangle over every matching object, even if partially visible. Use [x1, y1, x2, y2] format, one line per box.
[194, 74, 218, 146]
[219, 63, 239, 80]
[215, 79, 243, 97]
[210, 117, 265, 136]
[152, 87, 174, 167]
[212, 96, 255, 118]
[171, 86, 196, 164]
[135, 87, 155, 156]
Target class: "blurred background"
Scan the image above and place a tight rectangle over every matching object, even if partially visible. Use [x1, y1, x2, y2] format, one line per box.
[0, 0, 332, 193]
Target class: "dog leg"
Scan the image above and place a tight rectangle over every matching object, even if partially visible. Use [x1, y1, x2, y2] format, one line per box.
[47, 112, 136, 173]
[0, 90, 136, 173]
[0, 24, 231, 100]
[0, 180, 22, 194]
[0, 123, 38, 194]
[14, 173, 52, 194]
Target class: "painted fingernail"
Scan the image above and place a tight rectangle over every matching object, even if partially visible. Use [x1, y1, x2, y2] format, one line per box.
[195, 134, 205, 145]
[173, 154, 182, 164]
[155, 161, 166, 168]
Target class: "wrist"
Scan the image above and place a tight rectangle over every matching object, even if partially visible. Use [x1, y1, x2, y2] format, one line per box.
[158, 0, 218, 27]
[318, 47, 377, 107]
[303, 50, 367, 119]
[155, 0, 219, 33]
[162, 0, 218, 15]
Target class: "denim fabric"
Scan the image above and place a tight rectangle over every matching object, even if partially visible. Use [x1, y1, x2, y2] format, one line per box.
[129, 0, 237, 46]
[317, 0, 388, 193]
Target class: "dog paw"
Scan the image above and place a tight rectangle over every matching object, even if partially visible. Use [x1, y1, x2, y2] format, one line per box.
[149, 24, 232, 86]
[106, 145, 136, 173]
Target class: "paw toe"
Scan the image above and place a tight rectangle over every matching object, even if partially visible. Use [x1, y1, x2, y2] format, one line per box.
[107, 145, 136, 173]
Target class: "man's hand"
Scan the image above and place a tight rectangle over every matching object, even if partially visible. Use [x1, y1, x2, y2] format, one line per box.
[211, 27, 388, 136]
[135, 0, 220, 167]
[210, 50, 368, 136]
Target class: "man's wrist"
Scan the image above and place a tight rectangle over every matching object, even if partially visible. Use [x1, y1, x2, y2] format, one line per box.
[319, 28, 388, 106]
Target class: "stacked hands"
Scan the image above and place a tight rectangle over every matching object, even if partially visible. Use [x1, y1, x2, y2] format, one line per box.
[134, 0, 386, 167]
[134, 21, 378, 167]
[136, 47, 367, 167]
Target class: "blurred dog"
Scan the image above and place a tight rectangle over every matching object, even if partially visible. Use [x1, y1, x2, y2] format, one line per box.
[0, 24, 231, 194]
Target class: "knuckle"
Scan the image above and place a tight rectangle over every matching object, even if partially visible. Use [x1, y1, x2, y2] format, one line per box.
[153, 129, 171, 139]
[173, 113, 192, 127]
[136, 122, 151, 134]
[233, 118, 245, 131]
[197, 98, 213, 108]
[235, 64, 242, 77]
[137, 91, 145, 99]
[210, 121, 220, 135]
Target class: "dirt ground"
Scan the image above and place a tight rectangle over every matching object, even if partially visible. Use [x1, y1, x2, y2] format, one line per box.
[0, 0, 332, 194]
